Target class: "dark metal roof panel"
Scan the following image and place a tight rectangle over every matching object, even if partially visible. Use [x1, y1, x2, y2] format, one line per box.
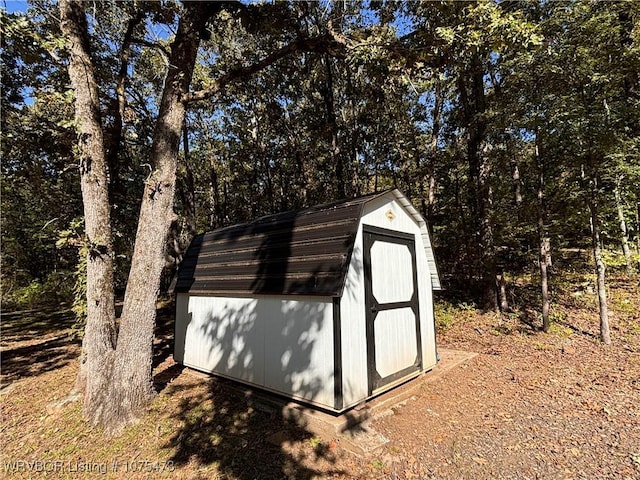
[175, 192, 388, 296]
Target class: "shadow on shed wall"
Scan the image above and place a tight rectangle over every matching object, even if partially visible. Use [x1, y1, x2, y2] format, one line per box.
[168, 211, 360, 478]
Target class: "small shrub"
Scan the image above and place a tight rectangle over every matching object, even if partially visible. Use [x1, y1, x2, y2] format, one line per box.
[308, 436, 322, 449]
[2, 272, 74, 310]
[10, 280, 45, 308]
[434, 303, 456, 331]
[533, 340, 554, 351]
[601, 250, 640, 273]
[549, 310, 568, 324]
[548, 323, 573, 338]
[434, 300, 478, 331]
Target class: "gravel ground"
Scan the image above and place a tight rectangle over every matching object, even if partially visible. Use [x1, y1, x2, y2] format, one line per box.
[1, 278, 638, 479]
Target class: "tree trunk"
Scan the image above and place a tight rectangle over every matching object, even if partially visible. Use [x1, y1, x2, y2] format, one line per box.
[426, 79, 443, 220]
[169, 121, 197, 286]
[497, 269, 508, 312]
[106, 3, 211, 430]
[322, 54, 344, 198]
[59, 0, 117, 422]
[471, 83, 496, 307]
[508, 134, 523, 208]
[636, 202, 640, 253]
[636, 203, 640, 254]
[588, 176, 611, 345]
[535, 132, 551, 332]
[106, 9, 144, 211]
[614, 176, 633, 275]
[458, 56, 497, 310]
[62, 0, 214, 431]
[511, 159, 523, 207]
[347, 74, 361, 198]
[539, 236, 551, 331]
[200, 119, 223, 229]
[180, 119, 197, 239]
[478, 143, 497, 311]
[209, 159, 221, 229]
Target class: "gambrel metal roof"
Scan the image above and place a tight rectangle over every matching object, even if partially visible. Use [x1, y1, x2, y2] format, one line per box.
[175, 189, 441, 296]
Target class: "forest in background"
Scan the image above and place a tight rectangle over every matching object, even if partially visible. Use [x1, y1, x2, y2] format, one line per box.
[1, 0, 640, 433]
[1, 1, 638, 429]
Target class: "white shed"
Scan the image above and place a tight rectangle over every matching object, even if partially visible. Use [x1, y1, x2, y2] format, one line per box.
[174, 189, 442, 413]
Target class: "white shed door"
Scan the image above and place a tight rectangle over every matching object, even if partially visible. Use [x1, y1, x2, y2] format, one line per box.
[363, 226, 422, 395]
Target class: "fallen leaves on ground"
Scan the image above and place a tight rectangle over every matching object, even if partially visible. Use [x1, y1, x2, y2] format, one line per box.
[1, 278, 639, 479]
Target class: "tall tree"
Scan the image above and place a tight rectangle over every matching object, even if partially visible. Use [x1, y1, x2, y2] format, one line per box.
[59, 0, 347, 430]
[60, 0, 218, 427]
[59, 0, 118, 410]
[544, 1, 639, 343]
[535, 131, 551, 332]
[614, 175, 634, 276]
[397, 1, 541, 308]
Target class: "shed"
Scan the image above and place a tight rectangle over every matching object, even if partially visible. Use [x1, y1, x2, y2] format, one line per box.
[174, 189, 442, 413]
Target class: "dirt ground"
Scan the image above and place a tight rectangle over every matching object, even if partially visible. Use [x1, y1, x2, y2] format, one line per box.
[1, 276, 639, 479]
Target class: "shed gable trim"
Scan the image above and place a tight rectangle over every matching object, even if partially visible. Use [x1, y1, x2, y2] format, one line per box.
[389, 190, 442, 290]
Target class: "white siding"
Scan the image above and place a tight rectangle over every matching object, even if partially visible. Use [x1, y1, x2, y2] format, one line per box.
[339, 226, 368, 407]
[175, 294, 336, 409]
[339, 194, 438, 408]
[263, 299, 335, 408]
[360, 195, 438, 373]
[391, 190, 442, 290]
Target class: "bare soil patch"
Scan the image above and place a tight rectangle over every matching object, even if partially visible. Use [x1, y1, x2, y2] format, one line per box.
[1, 278, 638, 479]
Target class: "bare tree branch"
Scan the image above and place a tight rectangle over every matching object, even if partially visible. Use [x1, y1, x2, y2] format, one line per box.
[107, 9, 146, 195]
[182, 34, 345, 104]
[130, 37, 170, 61]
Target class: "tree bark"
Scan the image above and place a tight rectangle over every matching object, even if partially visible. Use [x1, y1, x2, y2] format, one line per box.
[636, 202, 640, 253]
[425, 79, 443, 220]
[209, 160, 221, 229]
[478, 143, 497, 311]
[511, 159, 523, 207]
[535, 132, 551, 332]
[588, 175, 611, 345]
[614, 175, 633, 275]
[59, 0, 117, 422]
[346, 70, 361, 198]
[497, 269, 508, 312]
[322, 54, 344, 198]
[197, 117, 224, 229]
[165, 122, 197, 291]
[62, 0, 217, 431]
[508, 134, 523, 209]
[458, 55, 497, 310]
[539, 236, 551, 331]
[106, 2, 213, 430]
[179, 119, 197, 239]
